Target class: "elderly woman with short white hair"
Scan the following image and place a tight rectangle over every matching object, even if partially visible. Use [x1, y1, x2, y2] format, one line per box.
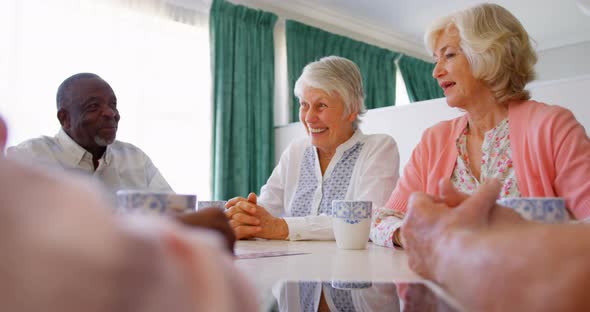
[225, 55, 400, 312]
[225, 55, 400, 241]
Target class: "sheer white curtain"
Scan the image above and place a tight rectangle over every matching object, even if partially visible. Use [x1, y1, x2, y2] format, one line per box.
[0, 0, 213, 197]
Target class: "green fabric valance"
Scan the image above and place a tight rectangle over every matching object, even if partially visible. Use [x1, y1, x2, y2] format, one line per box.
[286, 20, 399, 122]
[398, 55, 444, 102]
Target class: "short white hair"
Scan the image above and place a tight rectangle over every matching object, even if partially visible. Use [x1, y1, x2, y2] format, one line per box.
[425, 3, 537, 103]
[294, 56, 366, 129]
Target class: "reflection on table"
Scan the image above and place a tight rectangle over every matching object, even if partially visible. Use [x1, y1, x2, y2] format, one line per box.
[272, 280, 399, 312]
[270, 281, 460, 312]
[234, 240, 462, 311]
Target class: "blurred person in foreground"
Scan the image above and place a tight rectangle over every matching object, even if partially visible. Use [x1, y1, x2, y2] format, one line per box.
[403, 178, 590, 311]
[226, 56, 401, 311]
[0, 115, 255, 312]
[7, 73, 172, 194]
[372, 3, 590, 249]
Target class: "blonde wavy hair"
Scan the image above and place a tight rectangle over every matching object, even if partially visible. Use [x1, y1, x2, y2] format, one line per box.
[425, 3, 537, 103]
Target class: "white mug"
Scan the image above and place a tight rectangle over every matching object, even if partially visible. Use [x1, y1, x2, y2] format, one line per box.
[116, 190, 196, 216]
[331, 200, 372, 249]
[198, 200, 227, 211]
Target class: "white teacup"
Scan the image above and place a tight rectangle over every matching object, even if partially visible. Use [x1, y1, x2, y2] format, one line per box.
[497, 197, 569, 223]
[116, 190, 196, 216]
[198, 200, 227, 211]
[331, 280, 372, 290]
[332, 200, 372, 249]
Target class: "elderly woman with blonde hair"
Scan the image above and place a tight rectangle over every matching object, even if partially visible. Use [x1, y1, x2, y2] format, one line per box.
[372, 3, 590, 248]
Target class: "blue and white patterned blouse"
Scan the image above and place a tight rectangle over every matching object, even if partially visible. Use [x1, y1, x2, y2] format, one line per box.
[257, 130, 400, 241]
[263, 129, 400, 312]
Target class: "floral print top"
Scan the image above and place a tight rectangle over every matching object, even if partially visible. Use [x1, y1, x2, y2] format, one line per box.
[370, 118, 520, 248]
[451, 118, 521, 198]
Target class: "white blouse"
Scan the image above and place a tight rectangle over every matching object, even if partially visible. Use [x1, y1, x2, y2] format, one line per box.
[258, 130, 400, 241]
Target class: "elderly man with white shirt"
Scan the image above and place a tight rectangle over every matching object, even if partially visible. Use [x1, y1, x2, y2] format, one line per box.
[8, 73, 171, 194]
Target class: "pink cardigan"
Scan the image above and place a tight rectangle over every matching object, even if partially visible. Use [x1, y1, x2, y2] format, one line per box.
[386, 100, 590, 219]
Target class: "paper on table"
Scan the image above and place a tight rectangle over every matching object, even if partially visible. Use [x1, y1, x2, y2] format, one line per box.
[235, 250, 309, 260]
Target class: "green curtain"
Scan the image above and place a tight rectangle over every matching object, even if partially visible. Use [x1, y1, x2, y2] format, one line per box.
[286, 20, 399, 122]
[398, 55, 444, 102]
[210, 0, 277, 200]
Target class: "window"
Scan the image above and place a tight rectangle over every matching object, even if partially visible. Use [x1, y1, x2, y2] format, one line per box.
[395, 68, 411, 106]
[0, 0, 212, 196]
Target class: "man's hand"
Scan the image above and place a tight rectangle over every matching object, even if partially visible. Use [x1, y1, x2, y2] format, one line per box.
[437, 179, 524, 229]
[402, 192, 449, 279]
[402, 179, 513, 279]
[225, 193, 289, 240]
[176, 208, 236, 253]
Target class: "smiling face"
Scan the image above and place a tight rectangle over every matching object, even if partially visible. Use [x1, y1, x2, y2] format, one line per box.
[299, 87, 357, 155]
[58, 77, 120, 153]
[432, 28, 491, 109]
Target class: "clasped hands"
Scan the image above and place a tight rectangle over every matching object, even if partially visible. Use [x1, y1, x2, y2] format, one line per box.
[224, 193, 289, 240]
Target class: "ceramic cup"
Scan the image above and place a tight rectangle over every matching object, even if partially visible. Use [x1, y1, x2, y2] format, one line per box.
[497, 197, 569, 223]
[332, 200, 372, 249]
[330, 280, 373, 290]
[116, 190, 196, 216]
[198, 200, 227, 211]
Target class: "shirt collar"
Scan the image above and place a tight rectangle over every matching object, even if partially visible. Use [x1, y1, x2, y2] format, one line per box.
[56, 128, 87, 165]
[334, 129, 363, 154]
[311, 129, 363, 179]
[102, 142, 113, 165]
[55, 128, 112, 166]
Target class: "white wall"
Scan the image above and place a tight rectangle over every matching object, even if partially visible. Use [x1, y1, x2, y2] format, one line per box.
[274, 99, 461, 173]
[528, 75, 590, 129]
[536, 41, 590, 81]
[275, 75, 590, 173]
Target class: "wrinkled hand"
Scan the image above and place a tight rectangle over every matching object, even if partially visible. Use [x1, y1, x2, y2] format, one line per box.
[225, 193, 289, 240]
[175, 208, 236, 253]
[437, 179, 525, 229]
[224, 193, 257, 214]
[402, 179, 505, 279]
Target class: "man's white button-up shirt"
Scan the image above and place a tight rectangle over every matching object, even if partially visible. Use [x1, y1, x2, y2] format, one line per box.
[7, 129, 172, 195]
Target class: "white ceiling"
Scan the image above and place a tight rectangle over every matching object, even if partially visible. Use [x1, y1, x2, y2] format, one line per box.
[252, 0, 590, 58]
